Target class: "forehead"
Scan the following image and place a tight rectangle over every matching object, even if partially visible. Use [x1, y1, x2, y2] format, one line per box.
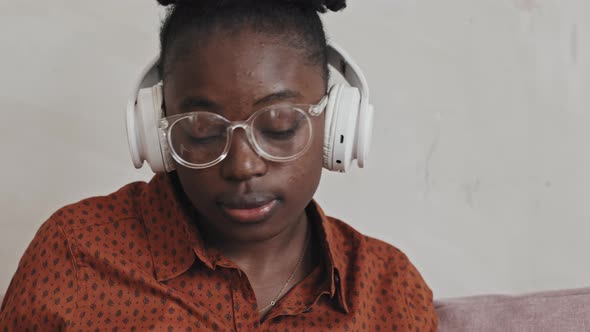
[163, 28, 325, 117]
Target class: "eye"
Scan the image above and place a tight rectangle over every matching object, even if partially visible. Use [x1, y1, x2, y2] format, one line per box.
[176, 114, 227, 145]
[188, 134, 226, 145]
[261, 129, 297, 141]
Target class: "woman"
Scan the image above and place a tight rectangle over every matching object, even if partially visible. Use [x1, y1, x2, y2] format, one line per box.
[0, 0, 437, 330]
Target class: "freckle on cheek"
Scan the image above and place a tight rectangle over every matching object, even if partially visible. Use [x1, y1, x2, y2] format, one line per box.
[285, 169, 304, 187]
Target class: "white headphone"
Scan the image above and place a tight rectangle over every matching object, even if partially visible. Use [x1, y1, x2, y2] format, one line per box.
[126, 43, 374, 173]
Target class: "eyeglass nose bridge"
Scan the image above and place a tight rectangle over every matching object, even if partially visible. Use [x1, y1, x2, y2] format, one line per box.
[224, 121, 260, 156]
[227, 121, 250, 133]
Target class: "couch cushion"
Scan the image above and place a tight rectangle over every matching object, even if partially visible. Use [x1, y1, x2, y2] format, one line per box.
[435, 288, 590, 332]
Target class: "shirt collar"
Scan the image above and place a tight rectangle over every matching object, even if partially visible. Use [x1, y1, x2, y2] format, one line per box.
[141, 173, 349, 313]
[306, 202, 351, 313]
[140, 173, 214, 281]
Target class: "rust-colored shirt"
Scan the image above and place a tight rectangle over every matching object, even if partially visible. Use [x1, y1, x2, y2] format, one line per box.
[0, 174, 437, 331]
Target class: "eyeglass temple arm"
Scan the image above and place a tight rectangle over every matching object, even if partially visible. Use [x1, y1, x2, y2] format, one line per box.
[310, 96, 329, 116]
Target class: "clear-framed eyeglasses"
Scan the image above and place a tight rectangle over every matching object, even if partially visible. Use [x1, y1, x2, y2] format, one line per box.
[159, 96, 328, 169]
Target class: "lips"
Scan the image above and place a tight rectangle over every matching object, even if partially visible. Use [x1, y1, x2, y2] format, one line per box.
[217, 192, 279, 223]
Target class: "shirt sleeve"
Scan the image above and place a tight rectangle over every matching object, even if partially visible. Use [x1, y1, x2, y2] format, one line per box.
[0, 218, 78, 331]
[401, 259, 438, 332]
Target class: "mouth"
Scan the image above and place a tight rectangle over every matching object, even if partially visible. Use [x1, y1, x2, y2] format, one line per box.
[217, 193, 279, 224]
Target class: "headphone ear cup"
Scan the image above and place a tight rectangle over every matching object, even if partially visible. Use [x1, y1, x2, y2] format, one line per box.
[133, 85, 175, 173]
[323, 84, 361, 172]
[323, 85, 340, 170]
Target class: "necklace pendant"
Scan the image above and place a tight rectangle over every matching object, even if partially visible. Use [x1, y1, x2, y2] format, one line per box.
[270, 300, 276, 306]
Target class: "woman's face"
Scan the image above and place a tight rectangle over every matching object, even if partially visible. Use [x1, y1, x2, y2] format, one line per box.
[163, 28, 326, 242]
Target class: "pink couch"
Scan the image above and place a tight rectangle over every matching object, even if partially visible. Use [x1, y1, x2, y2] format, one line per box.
[435, 287, 590, 331]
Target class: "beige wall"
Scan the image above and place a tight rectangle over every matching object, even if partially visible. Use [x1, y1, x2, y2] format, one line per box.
[1, 0, 589, 298]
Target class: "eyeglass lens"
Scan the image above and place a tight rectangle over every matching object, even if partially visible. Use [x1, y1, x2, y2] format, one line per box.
[168, 106, 312, 166]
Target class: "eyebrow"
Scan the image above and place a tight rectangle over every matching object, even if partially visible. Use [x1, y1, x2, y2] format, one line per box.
[253, 90, 303, 107]
[178, 89, 303, 112]
[179, 97, 221, 112]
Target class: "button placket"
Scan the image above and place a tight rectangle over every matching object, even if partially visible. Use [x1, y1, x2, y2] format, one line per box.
[230, 268, 259, 331]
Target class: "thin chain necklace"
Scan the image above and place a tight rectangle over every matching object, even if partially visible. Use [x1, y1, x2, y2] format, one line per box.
[258, 227, 311, 313]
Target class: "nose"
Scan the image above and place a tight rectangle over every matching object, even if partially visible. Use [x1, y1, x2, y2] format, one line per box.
[220, 128, 268, 182]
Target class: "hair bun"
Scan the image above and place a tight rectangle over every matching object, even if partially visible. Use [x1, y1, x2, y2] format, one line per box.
[307, 0, 347, 13]
[157, 0, 178, 5]
[156, 0, 346, 12]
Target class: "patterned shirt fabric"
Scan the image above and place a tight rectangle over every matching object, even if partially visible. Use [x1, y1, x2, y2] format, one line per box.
[0, 173, 437, 331]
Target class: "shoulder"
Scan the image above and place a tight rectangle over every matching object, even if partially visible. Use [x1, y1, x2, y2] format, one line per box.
[7, 178, 150, 283]
[325, 216, 432, 288]
[44, 180, 154, 273]
[325, 216, 438, 330]
[324, 215, 414, 269]
[49, 180, 148, 234]
[1, 180, 152, 324]
[325, 216, 429, 286]
[34, 179, 153, 280]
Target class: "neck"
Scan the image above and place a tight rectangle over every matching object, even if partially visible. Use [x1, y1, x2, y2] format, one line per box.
[202, 211, 311, 274]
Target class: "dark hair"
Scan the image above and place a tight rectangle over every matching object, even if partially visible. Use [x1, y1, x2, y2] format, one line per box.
[156, 0, 346, 83]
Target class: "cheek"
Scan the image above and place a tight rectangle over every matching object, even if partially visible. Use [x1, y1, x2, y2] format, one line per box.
[175, 167, 219, 203]
[282, 117, 325, 195]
